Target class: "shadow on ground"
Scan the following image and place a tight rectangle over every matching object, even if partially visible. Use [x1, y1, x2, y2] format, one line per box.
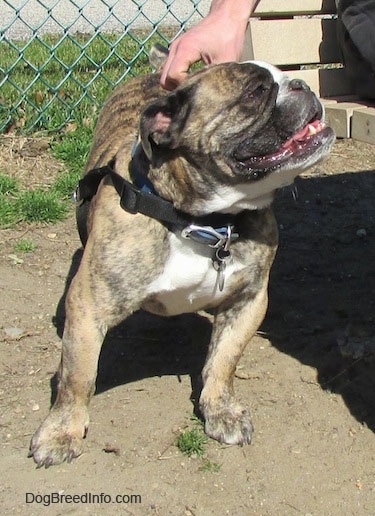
[265, 169, 375, 431]
[53, 169, 375, 431]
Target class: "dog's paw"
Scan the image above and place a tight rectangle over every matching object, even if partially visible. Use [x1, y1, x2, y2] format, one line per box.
[29, 408, 88, 468]
[203, 402, 253, 445]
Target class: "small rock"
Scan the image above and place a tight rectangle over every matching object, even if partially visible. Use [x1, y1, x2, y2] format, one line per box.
[4, 327, 24, 338]
[7, 254, 23, 265]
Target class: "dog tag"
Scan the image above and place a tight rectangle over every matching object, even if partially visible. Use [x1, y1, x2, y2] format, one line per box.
[214, 248, 231, 291]
[217, 260, 226, 291]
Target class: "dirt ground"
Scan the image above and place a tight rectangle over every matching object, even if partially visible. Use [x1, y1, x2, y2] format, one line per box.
[0, 135, 374, 515]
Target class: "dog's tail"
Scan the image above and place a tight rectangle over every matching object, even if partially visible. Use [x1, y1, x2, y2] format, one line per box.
[149, 43, 169, 71]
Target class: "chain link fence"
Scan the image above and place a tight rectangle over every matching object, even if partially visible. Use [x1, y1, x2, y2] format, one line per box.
[0, 0, 210, 132]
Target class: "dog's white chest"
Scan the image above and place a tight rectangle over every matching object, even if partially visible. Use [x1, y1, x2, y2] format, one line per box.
[145, 233, 241, 315]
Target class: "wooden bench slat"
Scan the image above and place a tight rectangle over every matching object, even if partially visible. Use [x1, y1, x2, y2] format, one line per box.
[249, 18, 341, 65]
[253, 0, 337, 16]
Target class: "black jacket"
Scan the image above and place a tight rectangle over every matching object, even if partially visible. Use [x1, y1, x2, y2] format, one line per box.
[337, 0, 375, 99]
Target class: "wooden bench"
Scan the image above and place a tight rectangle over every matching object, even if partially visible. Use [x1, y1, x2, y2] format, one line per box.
[241, 0, 375, 143]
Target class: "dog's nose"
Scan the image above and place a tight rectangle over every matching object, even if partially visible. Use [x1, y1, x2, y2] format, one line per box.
[289, 78, 310, 92]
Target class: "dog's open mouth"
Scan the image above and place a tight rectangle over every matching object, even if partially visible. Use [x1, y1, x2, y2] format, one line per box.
[236, 119, 334, 174]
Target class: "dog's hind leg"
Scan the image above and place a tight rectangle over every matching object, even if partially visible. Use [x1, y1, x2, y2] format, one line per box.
[199, 284, 269, 445]
[29, 267, 111, 467]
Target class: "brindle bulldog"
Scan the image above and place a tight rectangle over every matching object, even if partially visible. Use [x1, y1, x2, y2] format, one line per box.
[29, 48, 335, 467]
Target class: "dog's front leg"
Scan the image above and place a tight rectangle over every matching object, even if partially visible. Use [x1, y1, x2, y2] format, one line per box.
[199, 285, 268, 445]
[29, 272, 106, 467]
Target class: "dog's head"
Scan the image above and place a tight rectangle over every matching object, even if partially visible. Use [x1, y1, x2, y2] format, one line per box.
[139, 60, 335, 213]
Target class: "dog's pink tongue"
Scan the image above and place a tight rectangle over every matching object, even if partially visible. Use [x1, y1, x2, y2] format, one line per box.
[283, 119, 326, 148]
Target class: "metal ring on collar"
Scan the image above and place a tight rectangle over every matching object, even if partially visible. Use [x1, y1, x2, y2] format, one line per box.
[181, 224, 239, 248]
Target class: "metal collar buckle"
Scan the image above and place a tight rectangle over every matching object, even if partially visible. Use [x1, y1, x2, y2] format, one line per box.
[72, 186, 82, 205]
[181, 224, 238, 249]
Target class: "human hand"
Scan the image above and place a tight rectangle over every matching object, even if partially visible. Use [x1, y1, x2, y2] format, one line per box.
[160, 0, 257, 90]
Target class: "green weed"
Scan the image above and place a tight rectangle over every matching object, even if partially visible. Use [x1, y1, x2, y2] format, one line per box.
[51, 126, 93, 164]
[16, 190, 67, 223]
[49, 125, 93, 205]
[177, 427, 208, 457]
[199, 459, 222, 473]
[14, 239, 36, 253]
[0, 175, 19, 195]
[0, 196, 19, 227]
[176, 415, 223, 473]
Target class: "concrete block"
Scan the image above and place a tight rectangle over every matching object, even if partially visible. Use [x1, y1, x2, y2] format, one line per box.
[352, 107, 375, 144]
[324, 103, 367, 138]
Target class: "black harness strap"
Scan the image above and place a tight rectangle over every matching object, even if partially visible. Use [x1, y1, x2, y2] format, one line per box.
[110, 169, 194, 229]
[76, 166, 110, 202]
[76, 165, 237, 232]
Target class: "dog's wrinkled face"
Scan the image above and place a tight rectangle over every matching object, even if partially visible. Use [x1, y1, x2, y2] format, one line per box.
[230, 61, 332, 174]
[140, 61, 335, 211]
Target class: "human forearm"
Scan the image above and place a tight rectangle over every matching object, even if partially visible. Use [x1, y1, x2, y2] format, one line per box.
[209, 0, 260, 22]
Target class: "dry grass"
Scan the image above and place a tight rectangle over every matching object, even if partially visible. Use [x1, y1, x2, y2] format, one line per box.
[0, 135, 65, 190]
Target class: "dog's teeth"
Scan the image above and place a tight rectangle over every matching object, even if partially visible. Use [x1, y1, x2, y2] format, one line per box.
[307, 124, 318, 136]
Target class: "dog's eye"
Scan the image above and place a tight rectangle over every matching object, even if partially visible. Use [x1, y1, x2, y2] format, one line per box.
[243, 84, 268, 101]
[252, 84, 268, 98]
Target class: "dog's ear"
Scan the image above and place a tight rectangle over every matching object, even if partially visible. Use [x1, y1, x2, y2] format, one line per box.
[148, 43, 169, 71]
[140, 87, 192, 160]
